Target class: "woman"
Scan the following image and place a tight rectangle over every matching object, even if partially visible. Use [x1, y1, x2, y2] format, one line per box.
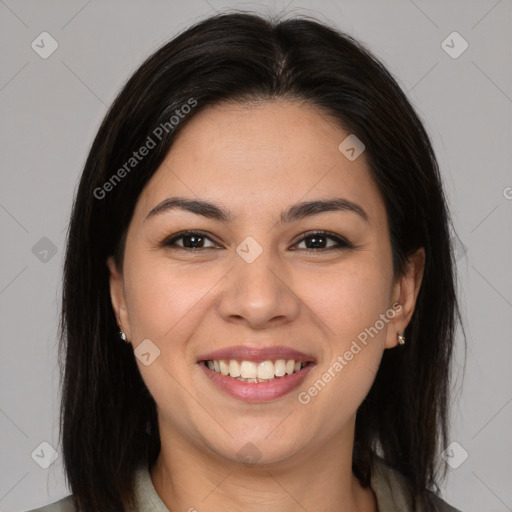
[27, 11, 464, 512]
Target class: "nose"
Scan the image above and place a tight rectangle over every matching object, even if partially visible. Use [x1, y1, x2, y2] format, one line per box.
[217, 248, 301, 330]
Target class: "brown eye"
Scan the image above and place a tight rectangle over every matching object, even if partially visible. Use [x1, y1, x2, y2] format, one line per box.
[162, 231, 220, 250]
[292, 231, 352, 251]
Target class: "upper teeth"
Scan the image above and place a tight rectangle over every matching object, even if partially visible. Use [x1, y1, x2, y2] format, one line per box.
[207, 359, 305, 380]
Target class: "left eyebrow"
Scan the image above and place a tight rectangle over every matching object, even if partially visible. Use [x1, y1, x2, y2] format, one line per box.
[279, 198, 369, 224]
[144, 196, 369, 224]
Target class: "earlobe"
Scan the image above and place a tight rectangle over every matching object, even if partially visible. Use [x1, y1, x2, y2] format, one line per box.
[385, 247, 426, 349]
[106, 256, 130, 339]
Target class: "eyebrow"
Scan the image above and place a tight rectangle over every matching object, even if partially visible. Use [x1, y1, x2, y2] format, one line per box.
[145, 196, 369, 224]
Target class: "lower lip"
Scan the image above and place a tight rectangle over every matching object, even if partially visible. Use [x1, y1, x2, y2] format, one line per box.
[199, 362, 314, 402]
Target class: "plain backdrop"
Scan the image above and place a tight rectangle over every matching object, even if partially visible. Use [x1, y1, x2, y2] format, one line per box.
[1, 1, 511, 511]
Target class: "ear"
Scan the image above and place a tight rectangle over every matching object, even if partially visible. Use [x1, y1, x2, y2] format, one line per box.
[385, 247, 425, 349]
[106, 256, 131, 341]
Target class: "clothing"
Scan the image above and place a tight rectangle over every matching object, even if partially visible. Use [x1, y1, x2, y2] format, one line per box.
[24, 458, 462, 512]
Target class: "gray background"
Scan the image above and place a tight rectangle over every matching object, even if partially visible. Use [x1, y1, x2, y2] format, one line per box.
[1, 1, 511, 511]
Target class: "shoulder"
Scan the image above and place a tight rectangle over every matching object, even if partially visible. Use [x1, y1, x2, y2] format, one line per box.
[371, 457, 463, 512]
[427, 492, 463, 512]
[24, 495, 77, 512]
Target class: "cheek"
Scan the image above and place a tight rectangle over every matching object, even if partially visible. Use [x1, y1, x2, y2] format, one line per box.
[297, 260, 392, 419]
[297, 268, 389, 432]
[124, 257, 220, 342]
[299, 259, 393, 349]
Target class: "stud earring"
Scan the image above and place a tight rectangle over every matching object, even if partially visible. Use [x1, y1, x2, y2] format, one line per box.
[119, 331, 130, 344]
[397, 332, 406, 345]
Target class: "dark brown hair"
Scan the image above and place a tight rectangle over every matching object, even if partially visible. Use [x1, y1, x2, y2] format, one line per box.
[59, 11, 465, 510]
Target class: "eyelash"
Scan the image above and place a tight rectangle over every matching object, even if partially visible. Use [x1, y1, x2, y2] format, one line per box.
[161, 230, 353, 253]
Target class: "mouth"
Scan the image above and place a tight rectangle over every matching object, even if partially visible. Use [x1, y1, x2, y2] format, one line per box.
[197, 346, 315, 402]
[201, 358, 312, 382]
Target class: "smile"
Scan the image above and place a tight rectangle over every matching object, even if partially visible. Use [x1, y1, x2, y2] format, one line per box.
[205, 359, 308, 382]
[197, 346, 315, 402]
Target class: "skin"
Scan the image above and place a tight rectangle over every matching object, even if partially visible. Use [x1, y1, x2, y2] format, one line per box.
[108, 100, 425, 512]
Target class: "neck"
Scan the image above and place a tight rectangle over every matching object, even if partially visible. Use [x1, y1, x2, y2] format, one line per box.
[150, 418, 378, 512]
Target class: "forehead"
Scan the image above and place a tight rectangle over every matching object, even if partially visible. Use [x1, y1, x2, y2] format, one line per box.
[135, 100, 385, 225]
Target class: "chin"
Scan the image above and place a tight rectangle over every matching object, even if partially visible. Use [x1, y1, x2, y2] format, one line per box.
[200, 429, 310, 468]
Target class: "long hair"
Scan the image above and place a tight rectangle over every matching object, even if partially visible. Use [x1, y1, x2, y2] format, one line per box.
[59, 11, 465, 510]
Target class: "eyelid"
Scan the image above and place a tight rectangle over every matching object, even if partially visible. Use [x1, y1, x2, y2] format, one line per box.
[162, 230, 221, 249]
[161, 229, 353, 251]
[290, 230, 352, 249]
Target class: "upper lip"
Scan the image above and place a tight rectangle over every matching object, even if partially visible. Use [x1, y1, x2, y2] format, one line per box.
[197, 345, 316, 363]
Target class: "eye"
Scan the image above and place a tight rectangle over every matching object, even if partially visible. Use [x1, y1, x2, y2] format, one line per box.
[292, 231, 353, 252]
[161, 230, 353, 252]
[161, 230, 220, 250]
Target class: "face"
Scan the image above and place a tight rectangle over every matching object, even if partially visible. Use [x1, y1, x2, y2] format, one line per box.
[108, 100, 424, 467]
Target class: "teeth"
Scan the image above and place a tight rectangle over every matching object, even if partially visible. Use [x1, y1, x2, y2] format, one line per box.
[274, 359, 286, 377]
[229, 360, 240, 377]
[257, 361, 275, 380]
[219, 360, 229, 376]
[240, 361, 257, 379]
[236, 376, 273, 383]
[206, 358, 307, 380]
